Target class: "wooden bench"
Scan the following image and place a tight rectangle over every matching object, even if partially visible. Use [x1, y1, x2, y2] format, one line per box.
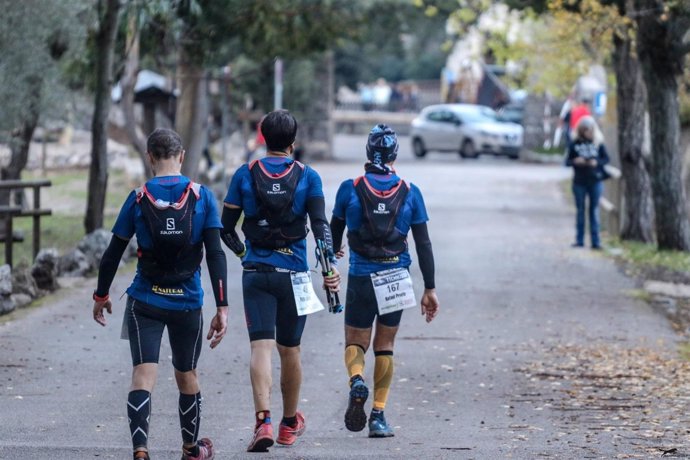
[0, 180, 52, 267]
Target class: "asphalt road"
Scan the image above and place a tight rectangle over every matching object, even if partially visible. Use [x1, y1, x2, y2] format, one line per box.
[0, 134, 679, 459]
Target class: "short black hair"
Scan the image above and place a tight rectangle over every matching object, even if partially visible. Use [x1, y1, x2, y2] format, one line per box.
[261, 110, 297, 152]
[147, 128, 183, 159]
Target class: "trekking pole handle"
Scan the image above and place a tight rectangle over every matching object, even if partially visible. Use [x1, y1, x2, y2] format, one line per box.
[316, 239, 343, 314]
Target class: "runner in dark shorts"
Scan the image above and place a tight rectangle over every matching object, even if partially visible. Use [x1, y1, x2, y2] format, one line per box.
[330, 124, 440, 438]
[92, 128, 228, 460]
[222, 110, 340, 452]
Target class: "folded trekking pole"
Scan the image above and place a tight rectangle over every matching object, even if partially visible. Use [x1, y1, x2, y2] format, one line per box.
[316, 239, 343, 313]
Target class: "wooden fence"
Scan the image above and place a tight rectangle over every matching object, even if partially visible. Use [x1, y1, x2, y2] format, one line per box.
[0, 180, 52, 267]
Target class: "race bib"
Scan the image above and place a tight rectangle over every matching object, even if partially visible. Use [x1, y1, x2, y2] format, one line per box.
[371, 268, 416, 315]
[291, 271, 325, 316]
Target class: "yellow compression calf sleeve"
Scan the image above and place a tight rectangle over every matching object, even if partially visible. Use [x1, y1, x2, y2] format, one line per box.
[373, 351, 394, 410]
[345, 344, 366, 379]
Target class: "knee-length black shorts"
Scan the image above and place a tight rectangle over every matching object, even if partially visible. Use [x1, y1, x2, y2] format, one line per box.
[344, 274, 404, 329]
[242, 270, 306, 347]
[125, 296, 203, 372]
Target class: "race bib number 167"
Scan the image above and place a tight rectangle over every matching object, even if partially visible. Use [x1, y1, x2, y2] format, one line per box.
[371, 268, 416, 316]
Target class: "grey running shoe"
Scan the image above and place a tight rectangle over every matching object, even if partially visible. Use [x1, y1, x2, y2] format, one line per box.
[368, 411, 394, 438]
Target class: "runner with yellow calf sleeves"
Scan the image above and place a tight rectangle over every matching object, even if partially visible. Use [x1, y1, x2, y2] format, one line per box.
[331, 125, 440, 439]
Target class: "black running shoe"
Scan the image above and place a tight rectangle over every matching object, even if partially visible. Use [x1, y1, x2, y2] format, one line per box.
[344, 377, 369, 432]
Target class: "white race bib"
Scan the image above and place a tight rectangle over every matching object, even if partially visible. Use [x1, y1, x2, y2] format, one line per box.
[291, 271, 325, 316]
[371, 268, 416, 316]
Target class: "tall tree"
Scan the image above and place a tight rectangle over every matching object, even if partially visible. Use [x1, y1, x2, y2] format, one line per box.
[171, 0, 359, 179]
[174, 0, 208, 180]
[613, 0, 654, 242]
[120, 12, 152, 178]
[85, 0, 122, 233]
[634, 0, 690, 250]
[0, 1, 85, 207]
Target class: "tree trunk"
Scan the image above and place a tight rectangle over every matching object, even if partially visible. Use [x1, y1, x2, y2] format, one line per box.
[612, 34, 654, 243]
[636, 3, 690, 250]
[175, 46, 208, 181]
[85, 0, 121, 234]
[121, 14, 152, 178]
[1, 76, 41, 208]
[300, 52, 334, 159]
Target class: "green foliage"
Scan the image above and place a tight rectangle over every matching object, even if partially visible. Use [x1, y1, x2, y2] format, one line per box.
[170, 0, 360, 67]
[417, 0, 493, 34]
[335, 0, 448, 89]
[504, 0, 549, 13]
[499, 0, 620, 97]
[0, 0, 90, 140]
[610, 239, 690, 274]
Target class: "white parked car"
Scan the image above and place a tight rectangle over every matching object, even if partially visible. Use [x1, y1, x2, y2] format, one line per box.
[410, 104, 524, 159]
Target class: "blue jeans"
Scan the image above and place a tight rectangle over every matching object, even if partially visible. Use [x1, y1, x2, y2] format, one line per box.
[572, 182, 603, 247]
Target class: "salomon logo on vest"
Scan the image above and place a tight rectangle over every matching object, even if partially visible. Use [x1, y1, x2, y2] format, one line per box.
[374, 203, 389, 215]
[160, 218, 183, 235]
[267, 183, 285, 195]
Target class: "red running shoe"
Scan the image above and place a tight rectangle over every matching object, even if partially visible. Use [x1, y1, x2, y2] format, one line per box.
[181, 437, 214, 460]
[276, 411, 306, 446]
[247, 422, 274, 452]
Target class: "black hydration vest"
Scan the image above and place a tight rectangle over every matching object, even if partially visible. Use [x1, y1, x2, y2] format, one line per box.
[348, 176, 410, 259]
[135, 181, 203, 285]
[242, 159, 309, 249]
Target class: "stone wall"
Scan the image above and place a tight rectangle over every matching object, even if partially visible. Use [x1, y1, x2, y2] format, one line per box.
[0, 229, 137, 316]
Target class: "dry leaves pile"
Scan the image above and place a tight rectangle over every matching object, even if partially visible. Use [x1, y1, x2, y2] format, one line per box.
[519, 344, 690, 458]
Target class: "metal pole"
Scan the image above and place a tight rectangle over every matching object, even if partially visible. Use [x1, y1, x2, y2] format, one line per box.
[326, 51, 335, 159]
[221, 66, 230, 182]
[274, 58, 283, 110]
[33, 185, 40, 259]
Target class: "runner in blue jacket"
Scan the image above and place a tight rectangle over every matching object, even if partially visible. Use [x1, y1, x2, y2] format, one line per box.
[92, 128, 227, 460]
[330, 124, 440, 438]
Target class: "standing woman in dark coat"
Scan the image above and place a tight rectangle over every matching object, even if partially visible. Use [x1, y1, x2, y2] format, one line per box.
[565, 115, 610, 249]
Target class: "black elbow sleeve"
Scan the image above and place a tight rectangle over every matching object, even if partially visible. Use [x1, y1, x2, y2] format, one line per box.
[411, 223, 435, 290]
[95, 235, 129, 297]
[221, 206, 245, 256]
